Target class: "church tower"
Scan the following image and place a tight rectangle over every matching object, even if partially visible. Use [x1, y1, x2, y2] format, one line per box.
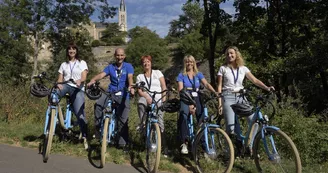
[118, 0, 127, 32]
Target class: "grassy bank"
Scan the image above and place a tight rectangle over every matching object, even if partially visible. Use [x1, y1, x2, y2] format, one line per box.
[0, 84, 327, 173]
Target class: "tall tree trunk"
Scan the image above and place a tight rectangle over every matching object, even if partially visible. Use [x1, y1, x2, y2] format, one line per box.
[319, 70, 328, 99]
[203, 0, 217, 87]
[31, 33, 39, 85]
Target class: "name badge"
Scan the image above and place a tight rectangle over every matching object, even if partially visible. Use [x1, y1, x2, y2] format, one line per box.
[191, 92, 198, 97]
[115, 91, 122, 96]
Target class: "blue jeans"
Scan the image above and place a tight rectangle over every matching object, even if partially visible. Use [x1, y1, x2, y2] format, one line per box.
[222, 92, 258, 146]
[56, 84, 87, 137]
[178, 96, 203, 143]
[94, 93, 130, 146]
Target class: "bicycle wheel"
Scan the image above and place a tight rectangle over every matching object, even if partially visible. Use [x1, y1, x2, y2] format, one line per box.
[194, 127, 234, 173]
[146, 123, 161, 173]
[43, 108, 56, 163]
[253, 128, 302, 173]
[100, 118, 109, 168]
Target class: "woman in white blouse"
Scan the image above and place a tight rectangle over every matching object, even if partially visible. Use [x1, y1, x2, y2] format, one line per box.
[217, 46, 274, 156]
[136, 55, 168, 157]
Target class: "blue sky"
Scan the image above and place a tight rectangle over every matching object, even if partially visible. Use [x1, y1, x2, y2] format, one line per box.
[90, 0, 236, 38]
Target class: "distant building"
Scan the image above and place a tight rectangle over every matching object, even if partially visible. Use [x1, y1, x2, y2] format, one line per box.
[84, 0, 127, 41]
[83, 22, 107, 40]
[118, 0, 127, 32]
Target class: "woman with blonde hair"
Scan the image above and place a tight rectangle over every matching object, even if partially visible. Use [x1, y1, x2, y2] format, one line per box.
[217, 46, 274, 156]
[176, 55, 217, 154]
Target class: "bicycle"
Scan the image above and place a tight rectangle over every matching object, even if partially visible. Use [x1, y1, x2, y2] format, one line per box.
[132, 81, 177, 173]
[31, 72, 82, 163]
[220, 89, 302, 173]
[86, 81, 121, 168]
[181, 90, 235, 173]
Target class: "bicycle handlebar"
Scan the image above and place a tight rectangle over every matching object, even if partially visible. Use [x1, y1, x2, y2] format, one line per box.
[235, 88, 276, 120]
[33, 72, 76, 86]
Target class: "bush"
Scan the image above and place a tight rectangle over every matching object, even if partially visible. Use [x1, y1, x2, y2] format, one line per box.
[91, 40, 101, 47]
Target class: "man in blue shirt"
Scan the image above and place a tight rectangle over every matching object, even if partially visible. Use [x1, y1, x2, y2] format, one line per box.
[87, 48, 134, 150]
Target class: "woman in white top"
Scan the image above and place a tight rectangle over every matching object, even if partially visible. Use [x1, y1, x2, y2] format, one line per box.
[56, 43, 89, 149]
[217, 46, 274, 155]
[136, 55, 168, 157]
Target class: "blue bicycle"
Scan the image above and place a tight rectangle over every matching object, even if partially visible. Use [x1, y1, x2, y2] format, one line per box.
[132, 81, 178, 173]
[179, 89, 235, 173]
[86, 81, 119, 168]
[31, 72, 81, 163]
[220, 89, 302, 173]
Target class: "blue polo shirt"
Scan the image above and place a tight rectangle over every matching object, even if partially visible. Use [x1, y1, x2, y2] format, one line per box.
[177, 72, 204, 90]
[103, 62, 134, 98]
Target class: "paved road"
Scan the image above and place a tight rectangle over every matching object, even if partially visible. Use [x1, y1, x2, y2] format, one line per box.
[0, 144, 149, 173]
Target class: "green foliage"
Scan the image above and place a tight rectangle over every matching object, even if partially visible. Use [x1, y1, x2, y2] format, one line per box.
[178, 30, 206, 60]
[167, 1, 204, 39]
[0, 0, 33, 85]
[125, 26, 169, 75]
[91, 40, 101, 47]
[46, 29, 97, 80]
[100, 23, 127, 46]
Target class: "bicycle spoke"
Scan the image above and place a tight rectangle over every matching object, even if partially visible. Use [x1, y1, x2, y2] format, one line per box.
[254, 129, 302, 173]
[194, 127, 234, 173]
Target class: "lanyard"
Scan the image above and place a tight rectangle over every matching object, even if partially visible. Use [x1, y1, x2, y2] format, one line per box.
[116, 68, 122, 91]
[144, 70, 152, 90]
[230, 67, 239, 84]
[187, 74, 196, 91]
[69, 61, 77, 78]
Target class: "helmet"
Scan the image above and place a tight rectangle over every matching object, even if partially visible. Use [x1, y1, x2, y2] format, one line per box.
[160, 98, 180, 113]
[230, 102, 254, 117]
[30, 83, 50, 97]
[179, 89, 196, 105]
[86, 86, 101, 100]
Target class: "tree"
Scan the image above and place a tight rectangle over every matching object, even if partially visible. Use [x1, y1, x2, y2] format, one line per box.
[100, 23, 127, 46]
[23, 0, 117, 84]
[126, 27, 169, 75]
[167, 1, 204, 40]
[192, 0, 232, 86]
[0, 0, 33, 84]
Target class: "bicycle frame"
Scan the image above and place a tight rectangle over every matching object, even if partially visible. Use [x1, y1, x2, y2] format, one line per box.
[145, 103, 159, 147]
[101, 98, 117, 144]
[235, 93, 280, 156]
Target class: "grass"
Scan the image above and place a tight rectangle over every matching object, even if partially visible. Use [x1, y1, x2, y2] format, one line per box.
[0, 84, 328, 173]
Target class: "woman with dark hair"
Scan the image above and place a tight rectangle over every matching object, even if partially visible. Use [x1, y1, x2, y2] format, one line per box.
[56, 43, 89, 150]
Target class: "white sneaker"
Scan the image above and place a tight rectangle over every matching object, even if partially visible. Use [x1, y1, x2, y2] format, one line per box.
[180, 143, 188, 154]
[82, 137, 88, 150]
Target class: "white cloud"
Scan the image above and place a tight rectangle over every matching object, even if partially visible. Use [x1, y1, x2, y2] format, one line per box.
[163, 3, 184, 15]
[128, 13, 180, 37]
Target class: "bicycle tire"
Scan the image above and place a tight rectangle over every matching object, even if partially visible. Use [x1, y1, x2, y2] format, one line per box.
[43, 108, 56, 163]
[100, 118, 109, 168]
[253, 128, 302, 173]
[57, 105, 66, 129]
[146, 123, 161, 173]
[193, 127, 234, 173]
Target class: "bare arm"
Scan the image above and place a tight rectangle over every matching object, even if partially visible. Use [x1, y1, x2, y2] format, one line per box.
[76, 70, 88, 87]
[57, 73, 64, 83]
[217, 75, 223, 113]
[246, 72, 273, 91]
[159, 76, 167, 102]
[178, 81, 184, 91]
[200, 78, 216, 93]
[87, 72, 107, 87]
[128, 73, 135, 95]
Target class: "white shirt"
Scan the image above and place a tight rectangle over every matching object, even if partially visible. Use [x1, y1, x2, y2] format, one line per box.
[136, 70, 164, 103]
[217, 65, 250, 91]
[58, 60, 88, 89]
